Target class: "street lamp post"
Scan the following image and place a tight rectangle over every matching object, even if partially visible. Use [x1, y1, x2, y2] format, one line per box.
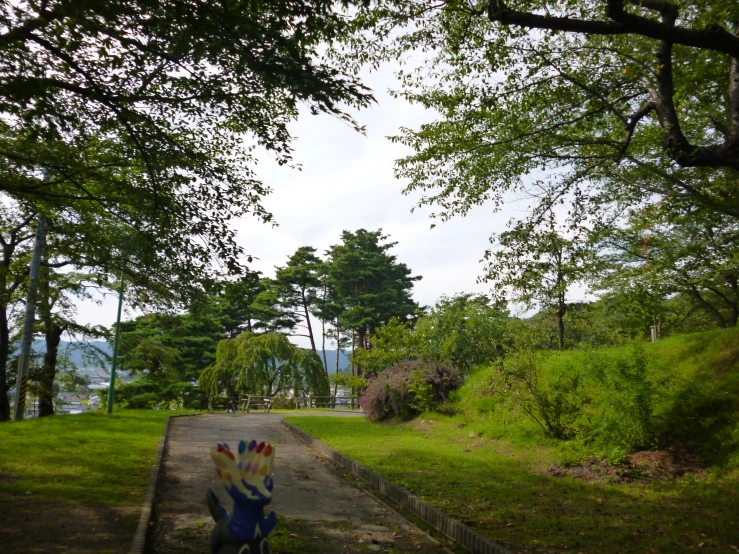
[12, 215, 46, 421]
[107, 273, 125, 414]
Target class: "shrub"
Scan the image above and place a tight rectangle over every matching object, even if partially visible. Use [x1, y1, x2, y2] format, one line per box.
[270, 395, 296, 409]
[582, 344, 663, 452]
[360, 359, 462, 421]
[115, 376, 199, 409]
[125, 392, 160, 409]
[453, 329, 739, 464]
[487, 350, 584, 439]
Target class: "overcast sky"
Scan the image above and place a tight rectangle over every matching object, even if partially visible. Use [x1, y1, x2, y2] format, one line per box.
[76, 63, 525, 349]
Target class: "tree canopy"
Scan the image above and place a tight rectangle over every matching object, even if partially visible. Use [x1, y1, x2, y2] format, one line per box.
[597, 203, 739, 328]
[327, 229, 420, 362]
[199, 332, 330, 403]
[344, 0, 738, 233]
[1, 0, 374, 288]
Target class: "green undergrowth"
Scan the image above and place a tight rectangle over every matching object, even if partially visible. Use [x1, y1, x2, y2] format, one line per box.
[455, 327, 739, 467]
[287, 415, 739, 553]
[0, 409, 196, 506]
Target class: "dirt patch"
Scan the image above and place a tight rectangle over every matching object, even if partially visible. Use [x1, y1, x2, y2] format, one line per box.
[0, 472, 17, 484]
[539, 458, 617, 483]
[626, 448, 705, 479]
[539, 449, 706, 483]
[0, 494, 138, 554]
[716, 344, 739, 374]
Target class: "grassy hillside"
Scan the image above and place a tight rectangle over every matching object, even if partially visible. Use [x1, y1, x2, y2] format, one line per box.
[455, 327, 739, 467]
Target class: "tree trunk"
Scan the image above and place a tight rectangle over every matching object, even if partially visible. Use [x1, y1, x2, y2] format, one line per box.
[301, 288, 317, 352]
[554, 251, 567, 351]
[728, 304, 738, 327]
[333, 320, 340, 400]
[320, 318, 328, 374]
[556, 292, 567, 351]
[38, 323, 63, 417]
[0, 215, 36, 420]
[356, 326, 367, 376]
[37, 264, 60, 417]
[727, 275, 738, 327]
[689, 287, 728, 328]
[0, 307, 10, 421]
[351, 328, 355, 377]
[557, 313, 565, 351]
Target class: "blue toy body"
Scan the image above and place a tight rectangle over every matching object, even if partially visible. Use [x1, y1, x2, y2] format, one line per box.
[207, 440, 278, 554]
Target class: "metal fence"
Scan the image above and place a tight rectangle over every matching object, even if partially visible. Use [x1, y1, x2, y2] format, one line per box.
[305, 395, 361, 412]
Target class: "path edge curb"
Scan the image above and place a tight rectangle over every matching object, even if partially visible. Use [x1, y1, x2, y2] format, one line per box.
[129, 413, 198, 554]
[281, 419, 513, 554]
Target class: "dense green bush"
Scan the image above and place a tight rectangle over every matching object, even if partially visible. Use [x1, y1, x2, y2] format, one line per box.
[484, 350, 584, 439]
[115, 375, 201, 410]
[580, 344, 663, 454]
[353, 294, 510, 375]
[360, 359, 462, 421]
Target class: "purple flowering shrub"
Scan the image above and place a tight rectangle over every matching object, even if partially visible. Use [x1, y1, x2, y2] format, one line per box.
[360, 359, 462, 421]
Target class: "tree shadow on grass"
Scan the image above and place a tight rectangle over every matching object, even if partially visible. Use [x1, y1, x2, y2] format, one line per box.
[369, 444, 739, 553]
[0, 494, 138, 554]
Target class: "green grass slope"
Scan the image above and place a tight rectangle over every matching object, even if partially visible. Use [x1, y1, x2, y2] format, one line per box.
[288, 414, 739, 552]
[0, 410, 191, 505]
[456, 327, 739, 466]
[0, 410, 194, 554]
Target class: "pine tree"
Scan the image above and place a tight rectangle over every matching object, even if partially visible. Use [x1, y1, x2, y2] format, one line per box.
[326, 229, 421, 374]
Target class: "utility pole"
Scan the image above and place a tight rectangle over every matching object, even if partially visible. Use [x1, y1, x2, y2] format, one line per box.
[107, 272, 125, 414]
[12, 215, 46, 421]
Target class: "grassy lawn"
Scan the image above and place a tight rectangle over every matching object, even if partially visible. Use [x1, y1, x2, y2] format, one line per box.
[286, 415, 739, 554]
[0, 409, 196, 554]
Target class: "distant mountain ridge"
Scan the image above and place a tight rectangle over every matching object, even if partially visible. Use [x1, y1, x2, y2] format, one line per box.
[26, 340, 352, 372]
[27, 340, 111, 369]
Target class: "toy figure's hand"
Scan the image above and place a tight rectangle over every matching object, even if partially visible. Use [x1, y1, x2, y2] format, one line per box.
[264, 475, 274, 494]
[261, 510, 277, 536]
[208, 438, 279, 548]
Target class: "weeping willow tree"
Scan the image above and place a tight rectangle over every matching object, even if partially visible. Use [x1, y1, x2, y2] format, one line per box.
[199, 332, 329, 402]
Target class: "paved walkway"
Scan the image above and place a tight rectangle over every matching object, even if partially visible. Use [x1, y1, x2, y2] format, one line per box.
[150, 413, 447, 554]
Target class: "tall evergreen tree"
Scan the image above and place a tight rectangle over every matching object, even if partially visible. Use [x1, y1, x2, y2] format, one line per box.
[327, 229, 420, 374]
[273, 247, 324, 352]
[250, 279, 301, 335]
[118, 301, 224, 383]
[215, 271, 268, 338]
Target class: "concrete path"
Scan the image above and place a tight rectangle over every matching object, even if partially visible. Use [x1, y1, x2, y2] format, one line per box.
[150, 414, 447, 554]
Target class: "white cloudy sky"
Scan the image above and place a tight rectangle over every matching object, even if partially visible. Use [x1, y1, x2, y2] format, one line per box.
[77, 63, 531, 348]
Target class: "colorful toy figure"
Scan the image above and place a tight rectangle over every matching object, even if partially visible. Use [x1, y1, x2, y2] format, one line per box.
[207, 439, 277, 554]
